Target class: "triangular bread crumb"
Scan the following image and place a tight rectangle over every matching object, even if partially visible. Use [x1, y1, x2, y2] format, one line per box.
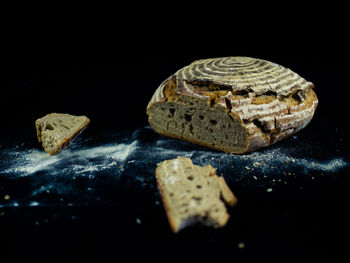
[155, 157, 237, 233]
[35, 113, 90, 155]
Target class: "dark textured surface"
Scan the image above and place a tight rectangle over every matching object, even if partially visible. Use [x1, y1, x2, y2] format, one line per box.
[0, 119, 348, 207]
[1, 50, 350, 262]
[0, 118, 349, 262]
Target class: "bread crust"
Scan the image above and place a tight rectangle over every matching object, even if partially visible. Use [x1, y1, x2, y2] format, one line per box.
[155, 164, 180, 233]
[147, 57, 318, 153]
[48, 118, 90, 155]
[35, 113, 90, 155]
[155, 157, 236, 233]
[217, 176, 238, 206]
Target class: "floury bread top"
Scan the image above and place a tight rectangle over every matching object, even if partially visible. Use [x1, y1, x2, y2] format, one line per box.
[147, 57, 318, 153]
[148, 56, 315, 104]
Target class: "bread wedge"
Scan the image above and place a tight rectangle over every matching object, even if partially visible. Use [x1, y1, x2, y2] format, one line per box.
[155, 157, 237, 233]
[35, 113, 90, 155]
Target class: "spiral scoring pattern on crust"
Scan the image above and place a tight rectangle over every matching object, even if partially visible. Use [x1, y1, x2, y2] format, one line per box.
[176, 57, 314, 97]
[147, 57, 318, 153]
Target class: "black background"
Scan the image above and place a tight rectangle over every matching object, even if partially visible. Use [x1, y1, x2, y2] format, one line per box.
[1, 8, 350, 263]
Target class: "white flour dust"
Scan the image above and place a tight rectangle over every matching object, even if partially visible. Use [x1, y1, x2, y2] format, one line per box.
[148, 139, 348, 174]
[0, 126, 348, 208]
[2, 140, 138, 177]
[234, 147, 348, 173]
[172, 158, 179, 171]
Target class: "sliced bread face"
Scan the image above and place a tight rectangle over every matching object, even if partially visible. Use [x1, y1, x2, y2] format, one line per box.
[155, 157, 237, 233]
[35, 113, 90, 155]
[146, 57, 318, 154]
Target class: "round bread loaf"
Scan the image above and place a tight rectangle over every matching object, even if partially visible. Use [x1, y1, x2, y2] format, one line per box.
[146, 57, 318, 154]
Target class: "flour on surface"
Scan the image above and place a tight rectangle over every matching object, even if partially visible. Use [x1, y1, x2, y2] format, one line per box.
[165, 175, 177, 184]
[2, 140, 138, 177]
[0, 125, 348, 208]
[29, 201, 40, 207]
[172, 158, 179, 171]
[145, 142, 348, 175]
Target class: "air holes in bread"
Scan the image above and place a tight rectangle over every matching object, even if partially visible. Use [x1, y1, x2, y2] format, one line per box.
[147, 57, 318, 154]
[155, 157, 237, 233]
[170, 108, 175, 116]
[184, 114, 192, 122]
[45, 124, 55, 130]
[189, 124, 194, 135]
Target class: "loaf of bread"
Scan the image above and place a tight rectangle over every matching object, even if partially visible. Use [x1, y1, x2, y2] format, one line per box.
[155, 157, 237, 233]
[35, 113, 90, 155]
[147, 57, 318, 154]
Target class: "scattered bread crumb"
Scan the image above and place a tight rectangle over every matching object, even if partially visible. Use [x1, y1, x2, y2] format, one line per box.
[253, 162, 262, 167]
[238, 242, 245, 249]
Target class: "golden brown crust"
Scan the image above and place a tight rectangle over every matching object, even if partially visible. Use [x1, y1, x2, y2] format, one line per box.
[35, 119, 43, 143]
[48, 118, 90, 155]
[217, 176, 238, 206]
[35, 114, 90, 155]
[147, 57, 318, 153]
[155, 157, 236, 233]
[155, 164, 179, 233]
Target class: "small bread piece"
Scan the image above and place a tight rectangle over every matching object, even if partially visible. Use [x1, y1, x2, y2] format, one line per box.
[155, 157, 237, 233]
[146, 57, 318, 154]
[35, 113, 90, 155]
